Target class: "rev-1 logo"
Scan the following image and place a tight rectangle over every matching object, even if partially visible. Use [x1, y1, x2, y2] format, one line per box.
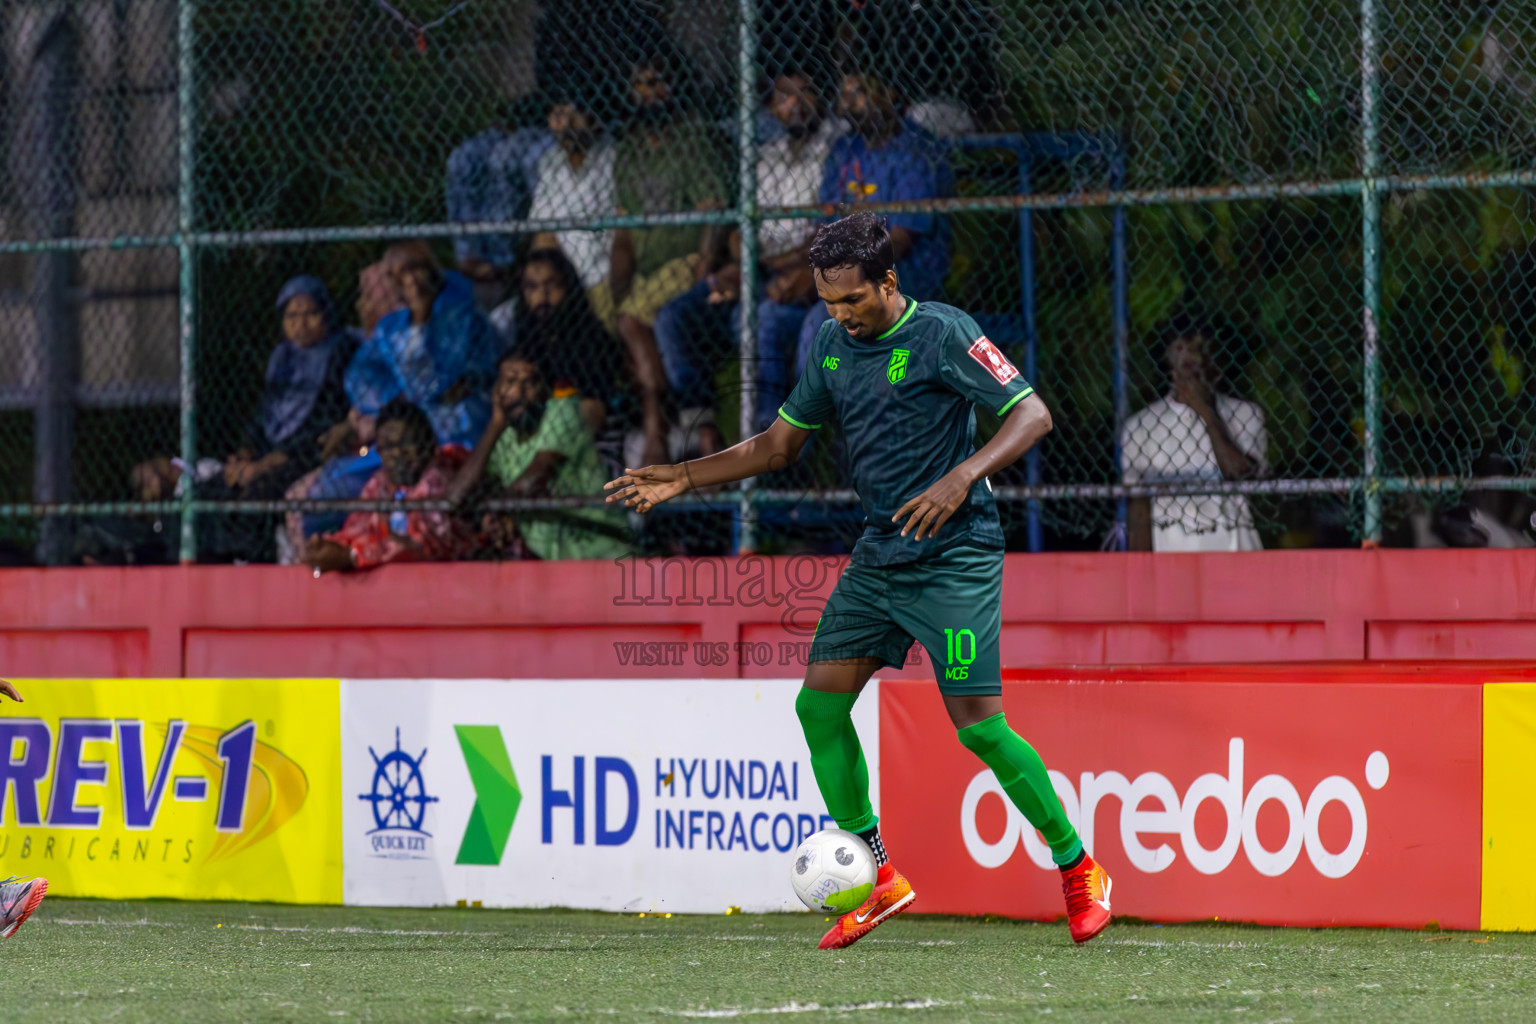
[359, 728, 439, 860]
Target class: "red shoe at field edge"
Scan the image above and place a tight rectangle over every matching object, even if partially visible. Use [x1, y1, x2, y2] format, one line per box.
[0, 876, 48, 939]
[1061, 853, 1112, 944]
[818, 863, 916, 950]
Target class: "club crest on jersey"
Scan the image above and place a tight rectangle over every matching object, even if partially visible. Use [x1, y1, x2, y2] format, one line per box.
[887, 348, 910, 384]
[968, 336, 1019, 385]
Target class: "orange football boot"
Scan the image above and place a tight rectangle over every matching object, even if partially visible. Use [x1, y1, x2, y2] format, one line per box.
[1060, 853, 1112, 944]
[0, 876, 47, 939]
[818, 863, 916, 950]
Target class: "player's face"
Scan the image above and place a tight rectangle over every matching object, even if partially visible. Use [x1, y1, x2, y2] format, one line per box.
[281, 293, 327, 348]
[521, 261, 568, 317]
[814, 265, 901, 341]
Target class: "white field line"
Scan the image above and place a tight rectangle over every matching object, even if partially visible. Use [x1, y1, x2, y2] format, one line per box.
[658, 999, 957, 1018]
[228, 924, 487, 936]
[709, 935, 955, 946]
[42, 918, 178, 928]
[1105, 938, 1263, 950]
[41, 918, 486, 937]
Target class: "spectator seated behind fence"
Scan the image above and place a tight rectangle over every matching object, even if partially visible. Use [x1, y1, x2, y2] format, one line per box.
[794, 70, 954, 375]
[302, 399, 474, 573]
[508, 248, 624, 434]
[502, 98, 617, 338]
[593, 54, 730, 468]
[131, 274, 354, 510]
[284, 242, 502, 548]
[1121, 317, 1268, 552]
[347, 242, 502, 449]
[651, 69, 843, 454]
[448, 352, 630, 562]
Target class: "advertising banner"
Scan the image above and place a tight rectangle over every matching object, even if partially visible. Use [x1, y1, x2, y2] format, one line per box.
[1482, 682, 1536, 931]
[880, 673, 1482, 929]
[0, 679, 342, 903]
[340, 679, 877, 912]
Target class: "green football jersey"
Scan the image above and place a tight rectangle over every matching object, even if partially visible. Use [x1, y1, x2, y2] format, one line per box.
[778, 297, 1035, 566]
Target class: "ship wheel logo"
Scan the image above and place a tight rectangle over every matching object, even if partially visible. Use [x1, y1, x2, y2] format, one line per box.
[359, 727, 439, 834]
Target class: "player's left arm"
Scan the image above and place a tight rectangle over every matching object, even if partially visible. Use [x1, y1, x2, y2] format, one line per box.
[895, 394, 1052, 540]
[0, 679, 23, 703]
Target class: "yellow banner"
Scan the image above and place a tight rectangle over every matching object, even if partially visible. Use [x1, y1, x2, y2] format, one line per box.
[0, 679, 341, 904]
[1482, 682, 1536, 931]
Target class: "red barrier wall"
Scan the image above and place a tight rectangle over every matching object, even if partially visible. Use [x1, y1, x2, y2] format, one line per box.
[3, 550, 1536, 678]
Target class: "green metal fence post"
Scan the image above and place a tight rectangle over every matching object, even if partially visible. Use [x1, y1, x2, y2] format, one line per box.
[176, 0, 197, 562]
[1360, 0, 1383, 544]
[735, 0, 759, 554]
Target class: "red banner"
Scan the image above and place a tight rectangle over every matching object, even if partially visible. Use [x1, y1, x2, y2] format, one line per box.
[879, 670, 1482, 929]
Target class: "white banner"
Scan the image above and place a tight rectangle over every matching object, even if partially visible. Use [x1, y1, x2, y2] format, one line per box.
[340, 679, 880, 912]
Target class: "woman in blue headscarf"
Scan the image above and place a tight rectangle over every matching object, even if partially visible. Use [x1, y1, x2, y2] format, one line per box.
[133, 275, 355, 506]
[228, 274, 357, 496]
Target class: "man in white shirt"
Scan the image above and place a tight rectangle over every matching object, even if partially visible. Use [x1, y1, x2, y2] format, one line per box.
[1121, 318, 1268, 551]
[649, 70, 842, 453]
[527, 100, 617, 295]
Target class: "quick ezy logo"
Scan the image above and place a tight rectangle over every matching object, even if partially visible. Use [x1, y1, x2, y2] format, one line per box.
[961, 739, 1391, 879]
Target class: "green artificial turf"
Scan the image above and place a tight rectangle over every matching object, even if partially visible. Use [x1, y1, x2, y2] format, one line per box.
[8, 899, 1535, 1022]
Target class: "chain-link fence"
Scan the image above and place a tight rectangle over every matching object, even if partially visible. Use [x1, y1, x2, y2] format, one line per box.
[2, 0, 1534, 567]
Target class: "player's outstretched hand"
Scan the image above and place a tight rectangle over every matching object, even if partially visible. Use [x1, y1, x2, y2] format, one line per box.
[605, 464, 690, 514]
[894, 470, 972, 541]
[0, 679, 22, 703]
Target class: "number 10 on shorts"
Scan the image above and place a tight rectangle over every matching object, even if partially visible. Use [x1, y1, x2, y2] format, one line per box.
[944, 628, 976, 681]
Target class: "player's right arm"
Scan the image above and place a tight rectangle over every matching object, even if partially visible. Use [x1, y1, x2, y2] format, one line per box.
[608, 327, 834, 513]
[604, 418, 815, 514]
[605, 327, 835, 515]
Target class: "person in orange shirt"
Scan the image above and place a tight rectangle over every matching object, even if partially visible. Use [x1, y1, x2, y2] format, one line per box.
[302, 399, 474, 572]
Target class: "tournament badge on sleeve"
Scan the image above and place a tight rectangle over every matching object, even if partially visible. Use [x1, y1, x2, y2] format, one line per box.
[968, 337, 1020, 385]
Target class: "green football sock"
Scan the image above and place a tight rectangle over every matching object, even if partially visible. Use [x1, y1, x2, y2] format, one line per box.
[794, 687, 877, 834]
[957, 712, 1082, 867]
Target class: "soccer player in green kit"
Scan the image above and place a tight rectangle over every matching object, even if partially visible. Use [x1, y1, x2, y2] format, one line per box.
[605, 212, 1112, 948]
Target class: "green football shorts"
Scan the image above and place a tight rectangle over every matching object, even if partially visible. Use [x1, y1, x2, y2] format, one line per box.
[808, 543, 1003, 696]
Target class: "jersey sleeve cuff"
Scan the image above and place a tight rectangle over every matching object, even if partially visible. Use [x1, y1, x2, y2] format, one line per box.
[777, 408, 821, 430]
[996, 387, 1034, 416]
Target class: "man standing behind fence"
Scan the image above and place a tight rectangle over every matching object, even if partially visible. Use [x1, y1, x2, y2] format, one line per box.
[795, 71, 953, 378]
[650, 69, 843, 454]
[593, 55, 729, 468]
[523, 99, 617, 314]
[1122, 316, 1268, 551]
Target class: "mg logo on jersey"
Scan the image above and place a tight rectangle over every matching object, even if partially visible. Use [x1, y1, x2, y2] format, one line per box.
[967, 337, 1019, 385]
[887, 349, 910, 384]
[959, 738, 1388, 879]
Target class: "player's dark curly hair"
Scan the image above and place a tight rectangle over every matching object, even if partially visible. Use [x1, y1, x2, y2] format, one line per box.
[808, 210, 896, 286]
